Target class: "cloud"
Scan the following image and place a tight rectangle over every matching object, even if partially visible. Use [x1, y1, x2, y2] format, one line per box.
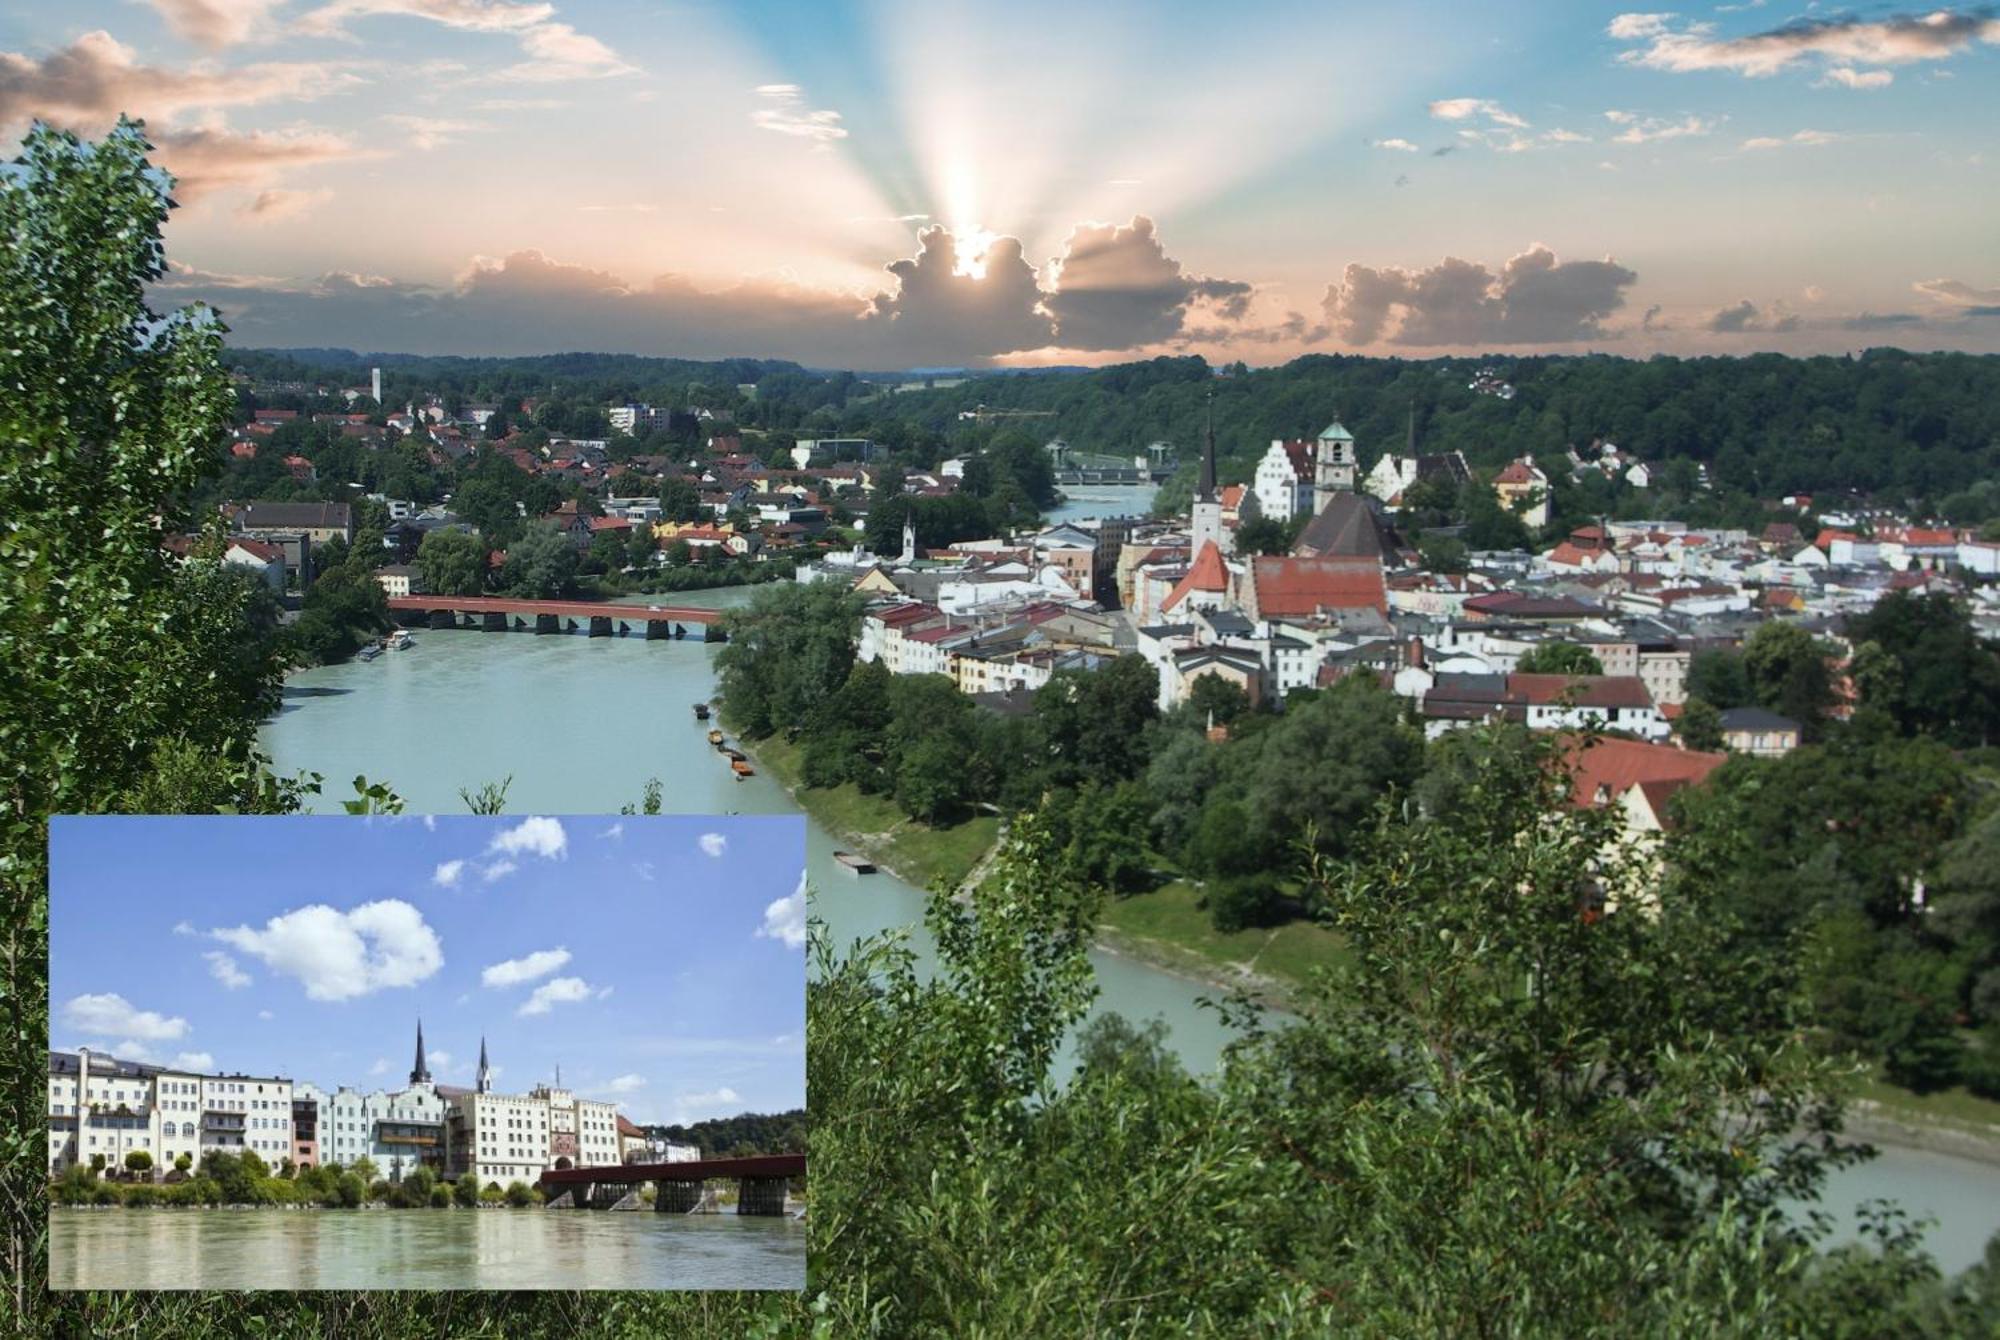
[61, 993, 190, 1041]
[497, 22, 633, 82]
[1842, 311, 1925, 330]
[211, 899, 443, 1001]
[604, 1073, 646, 1093]
[756, 872, 807, 949]
[1042, 215, 1252, 351]
[150, 125, 370, 201]
[1371, 137, 1419, 152]
[600, 821, 624, 841]
[433, 859, 467, 888]
[698, 832, 727, 858]
[1740, 129, 1844, 150]
[1819, 66, 1894, 89]
[141, 0, 285, 48]
[1323, 243, 1638, 347]
[383, 115, 485, 150]
[0, 32, 360, 131]
[172, 921, 196, 936]
[480, 858, 518, 882]
[863, 224, 1053, 357]
[429, 1048, 453, 1070]
[672, 1086, 743, 1122]
[1428, 97, 1527, 128]
[203, 950, 252, 990]
[1914, 278, 2000, 307]
[1610, 113, 1719, 144]
[172, 1051, 216, 1071]
[1641, 303, 1669, 332]
[481, 946, 572, 987]
[518, 975, 596, 1016]
[257, 1009, 274, 1020]
[238, 187, 333, 221]
[750, 83, 847, 144]
[488, 815, 567, 860]
[299, 0, 631, 82]
[1610, 10, 2000, 78]
[1706, 298, 1800, 332]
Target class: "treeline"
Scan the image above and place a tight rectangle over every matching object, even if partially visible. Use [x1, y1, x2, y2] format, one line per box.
[644, 1109, 806, 1158]
[51, 1150, 542, 1209]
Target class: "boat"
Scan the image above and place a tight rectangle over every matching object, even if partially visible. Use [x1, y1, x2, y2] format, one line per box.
[832, 851, 876, 875]
[356, 642, 383, 662]
[730, 759, 755, 778]
[706, 729, 724, 746]
[692, 702, 710, 721]
[386, 629, 414, 651]
[721, 747, 747, 763]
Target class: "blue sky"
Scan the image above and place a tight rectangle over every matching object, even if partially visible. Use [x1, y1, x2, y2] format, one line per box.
[2, 1, 1997, 361]
[48, 815, 806, 1125]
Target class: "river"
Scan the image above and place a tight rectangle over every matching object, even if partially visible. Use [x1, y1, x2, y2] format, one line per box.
[49, 1207, 803, 1291]
[1044, 482, 1157, 528]
[257, 594, 2000, 1276]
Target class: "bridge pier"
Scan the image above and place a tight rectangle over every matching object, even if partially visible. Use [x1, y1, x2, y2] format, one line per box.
[482, 612, 507, 632]
[702, 624, 726, 643]
[737, 1177, 788, 1216]
[588, 616, 612, 637]
[645, 620, 671, 640]
[654, 1181, 702, 1213]
[535, 613, 559, 635]
[617, 620, 632, 637]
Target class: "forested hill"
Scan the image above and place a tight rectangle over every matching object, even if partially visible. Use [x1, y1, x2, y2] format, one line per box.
[642, 1109, 806, 1158]
[878, 351, 2000, 503]
[229, 348, 810, 400]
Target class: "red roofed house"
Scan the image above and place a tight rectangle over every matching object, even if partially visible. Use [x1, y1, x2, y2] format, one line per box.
[1240, 556, 1386, 621]
[1160, 540, 1233, 615]
[283, 454, 316, 483]
[1492, 457, 1550, 529]
[1509, 673, 1667, 739]
[1562, 735, 1728, 910]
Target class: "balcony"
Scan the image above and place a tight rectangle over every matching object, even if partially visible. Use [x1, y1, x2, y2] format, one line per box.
[376, 1121, 442, 1147]
[202, 1111, 246, 1132]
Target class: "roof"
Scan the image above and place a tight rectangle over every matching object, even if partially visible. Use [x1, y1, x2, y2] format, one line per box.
[1494, 459, 1543, 486]
[226, 536, 285, 562]
[1317, 421, 1353, 441]
[1162, 540, 1230, 612]
[1561, 736, 1724, 810]
[1291, 492, 1399, 563]
[1718, 706, 1800, 733]
[1251, 556, 1386, 617]
[238, 501, 352, 530]
[1508, 673, 1654, 710]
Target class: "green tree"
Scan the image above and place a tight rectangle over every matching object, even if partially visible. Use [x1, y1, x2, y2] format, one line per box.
[658, 475, 704, 523]
[172, 1153, 192, 1175]
[415, 527, 488, 597]
[1676, 696, 1726, 752]
[454, 1173, 480, 1207]
[335, 1173, 365, 1208]
[714, 582, 863, 738]
[501, 524, 580, 598]
[1743, 620, 1835, 738]
[1687, 648, 1753, 710]
[505, 1180, 534, 1208]
[1034, 656, 1160, 788]
[1515, 641, 1606, 676]
[123, 1151, 152, 1176]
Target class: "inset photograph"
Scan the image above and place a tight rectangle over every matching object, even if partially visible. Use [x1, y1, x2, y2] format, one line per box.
[47, 814, 806, 1291]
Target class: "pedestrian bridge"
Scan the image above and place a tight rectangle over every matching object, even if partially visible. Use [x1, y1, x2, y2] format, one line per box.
[538, 1154, 804, 1216]
[387, 595, 724, 640]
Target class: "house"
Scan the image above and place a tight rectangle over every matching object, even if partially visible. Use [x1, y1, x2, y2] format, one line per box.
[1253, 439, 1315, 521]
[1561, 736, 1728, 898]
[1492, 458, 1550, 530]
[1511, 673, 1666, 739]
[1363, 450, 1472, 509]
[1718, 706, 1800, 758]
[222, 536, 287, 589]
[232, 501, 354, 581]
[1240, 556, 1386, 622]
[374, 564, 425, 598]
[1290, 492, 1401, 564]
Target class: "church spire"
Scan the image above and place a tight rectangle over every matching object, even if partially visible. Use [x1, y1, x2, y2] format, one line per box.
[410, 1018, 431, 1086]
[1197, 390, 1217, 503]
[476, 1036, 491, 1094]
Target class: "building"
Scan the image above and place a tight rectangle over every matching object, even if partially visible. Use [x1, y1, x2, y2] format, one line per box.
[1311, 421, 1357, 511]
[1253, 439, 1315, 521]
[46, 1048, 293, 1176]
[441, 1037, 622, 1187]
[1362, 450, 1471, 509]
[232, 501, 354, 582]
[1719, 706, 1801, 757]
[321, 1023, 446, 1179]
[1492, 459, 1551, 530]
[374, 564, 424, 598]
[1190, 397, 1228, 557]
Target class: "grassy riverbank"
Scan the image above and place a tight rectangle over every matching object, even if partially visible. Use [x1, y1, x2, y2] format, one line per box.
[745, 734, 999, 892]
[1097, 882, 1350, 1009]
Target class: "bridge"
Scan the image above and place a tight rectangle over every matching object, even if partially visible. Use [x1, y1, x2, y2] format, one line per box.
[537, 1153, 805, 1215]
[387, 595, 724, 640]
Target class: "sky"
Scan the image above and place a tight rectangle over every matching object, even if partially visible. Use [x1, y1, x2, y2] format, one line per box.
[48, 814, 806, 1126]
[2, 1, 1997, 365]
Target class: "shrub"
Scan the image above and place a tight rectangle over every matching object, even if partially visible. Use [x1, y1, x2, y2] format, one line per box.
[454, 1175, 480, 1208]
[430, 1185, 452, 1208]
[479, 1184, 505, 1205]
[121, 1184, 157, 1209]
[1207, 873, 1282, 933]
[335, 1173, 365, 1208]
[123, 1151, 153, 1176]
[504, 1181, 533, 1208]
[91, 1184, 119, 1206]
[369, 1180, 391, 1204]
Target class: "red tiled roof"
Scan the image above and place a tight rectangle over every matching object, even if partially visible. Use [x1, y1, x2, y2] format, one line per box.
[227, 536, 285, 562]
[1250, 556, 1386, 617]
[1494, 460, 1541, 486]
[1560, 735, 1725, 810]
[588, 516, 633, 532]
[1162, 540, 1230, 612]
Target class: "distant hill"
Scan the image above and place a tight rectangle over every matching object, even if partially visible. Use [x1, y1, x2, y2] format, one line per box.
[641, 1109, 806, 1158]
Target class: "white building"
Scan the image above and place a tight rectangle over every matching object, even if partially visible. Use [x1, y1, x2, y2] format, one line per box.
[443, 1041, 622, 1187]
[47, 1048, 291, 1175]
[1253, 440, 1314, 521]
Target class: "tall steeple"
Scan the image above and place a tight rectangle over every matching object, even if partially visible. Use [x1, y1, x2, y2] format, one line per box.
[1197, 390, 1217, 503]
[410, 1018, 431, 1086]
[476, 1036, 492, 1094]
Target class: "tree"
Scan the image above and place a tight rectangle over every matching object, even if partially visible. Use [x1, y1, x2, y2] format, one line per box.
[1844, 592, 2000, 747]
[1675, 696, 1726, 752]
[1234, 514, 1295, 556]
[1687, 648, 1753, 710]
[123, 1151, 152, 1176]
[335, 1172, 365, 1208]
[173, 1153, 192, 1175]
[1417, 534, 1469, 574]
[1034, 656, 1160, 788]
[1742, 620, 1835, 737]
[1184, 673, 1250, 728]
[430, 1184, 453, 1208]
[454, 1173, 481, 1207]
[502, 525, 580, 598]
[505, 1180, 534, 1207]
[658, 475, 703, 523]
[350, 1156, 378, 1184]
[1515, 642, 1605, 676]
[416, 527, 488, 597]
[714, 582, 863, 738]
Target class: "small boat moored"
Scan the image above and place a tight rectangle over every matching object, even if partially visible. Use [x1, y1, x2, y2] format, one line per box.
[386, 629, 415, 651]
[356, 642, 383, 662]
[707, 729, 725, 747]
[832, 851, 876, 875]
[693, 702, 711, 721]
[730, 759, 755, 779]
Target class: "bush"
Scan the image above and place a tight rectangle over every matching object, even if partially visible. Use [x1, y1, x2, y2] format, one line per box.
[480, 1184, 506, 1204]
[404, 1167, 436, 1204]
[430, 1184, 452, 1208]
[91, 1184, 119, 1206]
[454, 1175, 480, 1208]
[121, 1184, 157, 1208]
[123, 1150, 153, 1176]
[335, 1173, 365, 1208]
[1207, 873, 1283, 933]
[504, 1180, 533, 1208]
[369, 1180, 391, 1203]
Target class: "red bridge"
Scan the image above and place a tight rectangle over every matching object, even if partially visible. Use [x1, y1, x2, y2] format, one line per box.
[538, 1154, 804, 1215]
[387, 595, 724, 640]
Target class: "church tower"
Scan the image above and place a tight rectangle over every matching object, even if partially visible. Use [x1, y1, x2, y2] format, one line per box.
[1191, 392, 1228, 556]
[409, 1019, 431, 1086]
[899, 516, 916, 565]
[476, 1036, 492, 1095]
[1312, 419, 1357, 514]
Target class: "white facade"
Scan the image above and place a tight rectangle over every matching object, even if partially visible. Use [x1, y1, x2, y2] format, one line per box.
[46, 1049, 291, 1176]
[1254, 441, 1312, 521]
[445, 1085, 622, 1188]
[322, 1082, 446, 1179]
[1312, 422, 1357, 510]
